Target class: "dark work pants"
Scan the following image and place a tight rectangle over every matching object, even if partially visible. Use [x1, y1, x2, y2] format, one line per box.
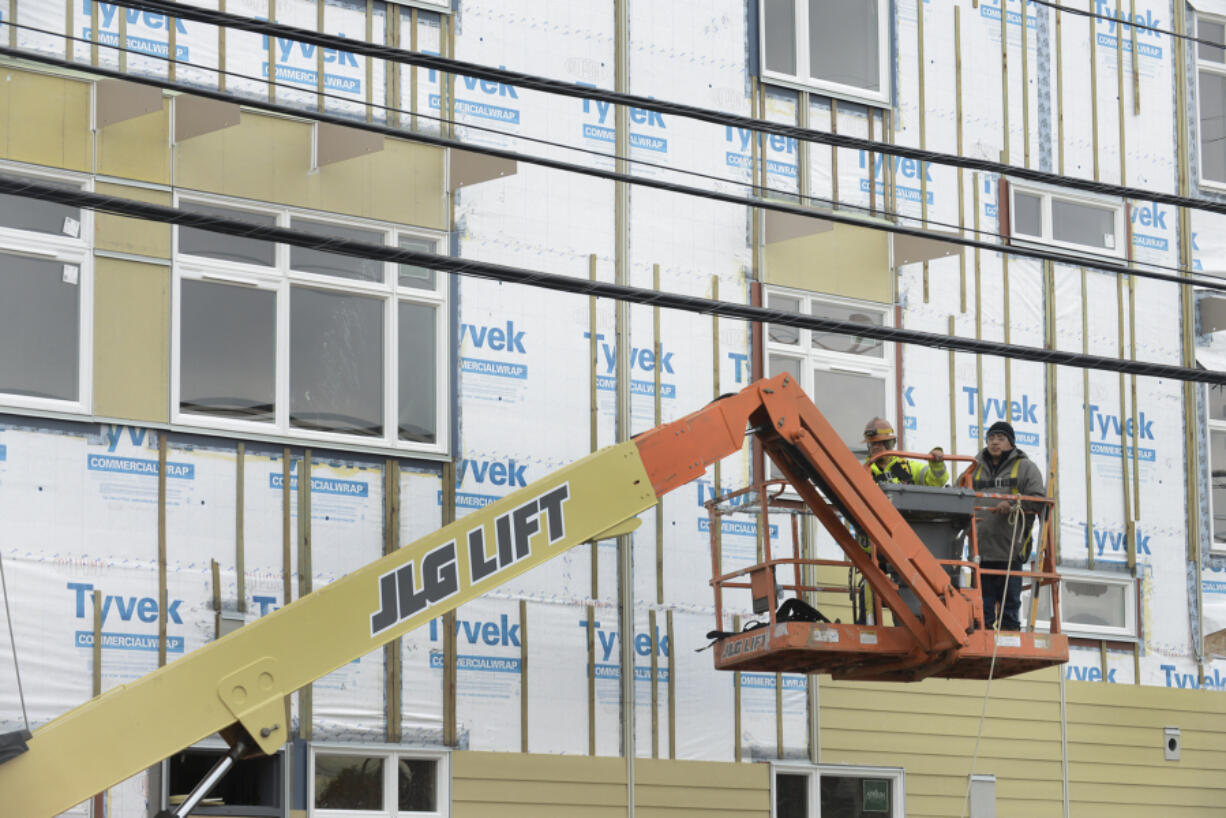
[981, 560, 1023, 631]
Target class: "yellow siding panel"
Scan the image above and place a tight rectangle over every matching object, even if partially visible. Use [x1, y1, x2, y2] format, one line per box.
[92, 256, 169, 423]
[173, 112, 446, 229]
[97, 100, 171, 184]
[94, 182, 171, 259]
[451, 753, 770, 817]
[763, 222, 891, 303]
[0, 69, 91, 171]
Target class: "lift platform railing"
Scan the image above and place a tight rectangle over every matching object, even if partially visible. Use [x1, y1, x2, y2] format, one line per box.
[704, 445, 1065, 682]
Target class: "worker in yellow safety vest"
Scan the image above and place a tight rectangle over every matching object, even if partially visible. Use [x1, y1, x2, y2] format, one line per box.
[862, 417, 948, 487]
[854, 418, 948, 624]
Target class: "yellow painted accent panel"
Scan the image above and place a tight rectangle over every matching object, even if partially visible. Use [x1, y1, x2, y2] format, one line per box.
[92, 256, 169, 424]
[97, 100, 171, 184]
[0, 69, 91, 171]
[173, 112, 446, 229]
[763, 222, 891, 303]
[94, 182, 171, 259]
[5, 442, 658, 817]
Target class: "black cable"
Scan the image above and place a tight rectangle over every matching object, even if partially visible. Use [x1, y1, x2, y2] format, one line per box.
[18, 21, 1206, 284]
[0, 174, 1220, 385]
[108, 0, 1226, 218]
[5, 43, 1225, 297]
[1031, 0, 1221, 52]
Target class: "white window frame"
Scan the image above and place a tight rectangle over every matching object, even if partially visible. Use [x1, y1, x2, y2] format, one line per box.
[398, 0, 451, 13]
[1007, 179, 1125, 260]
[1031, 568, 1138, 641]
[171, 192, 449, 455]
[764, 286, 894, 457]
[0, 161, 93, 416]
[309, 743, 449, 818]
[772, 761, 905, 818]
[1195, 11, 1226, 192]
[758, 0, 891, 106]
[1204, 374, 1226, 555]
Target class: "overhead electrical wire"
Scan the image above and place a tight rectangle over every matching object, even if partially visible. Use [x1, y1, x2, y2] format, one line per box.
[1, 174, 1219, 386]
[1030, 0, 1222, 51]
[10, 19, 1216, 287]
[5, 43, 1226, 297]
[105, 0, 1226, 219]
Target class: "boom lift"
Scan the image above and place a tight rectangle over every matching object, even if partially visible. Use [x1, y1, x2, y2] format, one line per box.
[0, 373, 1067, 817]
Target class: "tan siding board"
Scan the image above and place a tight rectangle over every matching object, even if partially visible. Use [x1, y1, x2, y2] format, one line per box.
[821, 709, 1059, 740]
[633, 757, 768, 790]
[173, 112, 446, 229]
[97, 101, 171, 184]
[762, 223, 891, 303]
[92, 257, 169, 423]
[0, 70, 91, 171]
[455, 779, 626, 806]
[452, 806, 626, 818]
[94, 182, 172, 259]
[453, 750, 624, 784]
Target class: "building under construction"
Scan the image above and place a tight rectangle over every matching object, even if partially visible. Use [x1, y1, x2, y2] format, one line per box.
[1, 0, 1226, 816]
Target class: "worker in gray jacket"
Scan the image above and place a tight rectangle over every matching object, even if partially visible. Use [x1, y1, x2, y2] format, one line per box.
[971, 420, 1046, 631]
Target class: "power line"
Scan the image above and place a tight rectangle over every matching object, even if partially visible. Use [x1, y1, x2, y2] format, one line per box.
[108, 0, 1226, 219]
[4, 43, 1225, 297]
[0, 174, 1219, 386]
[13, 18, 1208, 284]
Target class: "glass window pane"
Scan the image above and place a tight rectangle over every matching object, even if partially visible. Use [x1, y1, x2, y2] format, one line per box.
[768, 293, 802, 344]
[763, 0, 798, 76]
[810, 0, 880, 92]
[1062, 579, 1127, 629]
[1051, 198, 1117, 250]
[399, 302, 437, 444]
[179, 279, 276, 421]
[776, 773, 808, 818]
[291, 287, 384, 437]
[813, 368, 884, 454]
[0, 176, 82, 236]
[809, 302, 884, 358]
[0, 253, 78, 401]
[820, 774, 892, 815]
[1201, 71, 1226, 184]
[178, 202, 276, 266]
[1200, 19, 1226, 63]
[1209, 383, 1226, 421]
[397, 758, 438, 812]
[1213, 430, 1226, 544]
[314, 754, 383, 811]
[1013, 192, 1042, 237]
[399, 236, 437, 290]
[290, 217, 386, 282]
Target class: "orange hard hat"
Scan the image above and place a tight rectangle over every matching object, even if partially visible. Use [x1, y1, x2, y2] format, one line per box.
[863, 417, 896, 443]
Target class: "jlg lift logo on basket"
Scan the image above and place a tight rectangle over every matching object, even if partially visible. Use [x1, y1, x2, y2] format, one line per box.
[371, 483, 570, 636]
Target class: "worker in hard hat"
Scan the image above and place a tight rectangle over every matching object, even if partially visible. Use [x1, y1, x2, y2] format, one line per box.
[862, 417, 948, 487]
[854, 417, 948, 624]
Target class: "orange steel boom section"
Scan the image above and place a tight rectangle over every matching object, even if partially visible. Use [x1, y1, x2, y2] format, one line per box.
[633, 374, 1067, 682]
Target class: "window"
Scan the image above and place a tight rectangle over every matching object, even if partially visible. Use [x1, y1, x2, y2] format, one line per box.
[1206, 376, 1226, 553]
[759, 0, 890, 104]
[1008, 181, 1124, 257]
[766, 288, 891, 456]
[0, 166, 92, 413]
[1198, 13, 1226, 187]
[173, 195, 447, 452]
[310, 745, 448, 818]
[1032, 569, 1138, 640]
[774, 763, 905, 817]
[163, 743, 285, 816]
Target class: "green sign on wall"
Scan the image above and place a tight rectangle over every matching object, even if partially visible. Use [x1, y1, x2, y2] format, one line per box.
[862, 778, 890, 813]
